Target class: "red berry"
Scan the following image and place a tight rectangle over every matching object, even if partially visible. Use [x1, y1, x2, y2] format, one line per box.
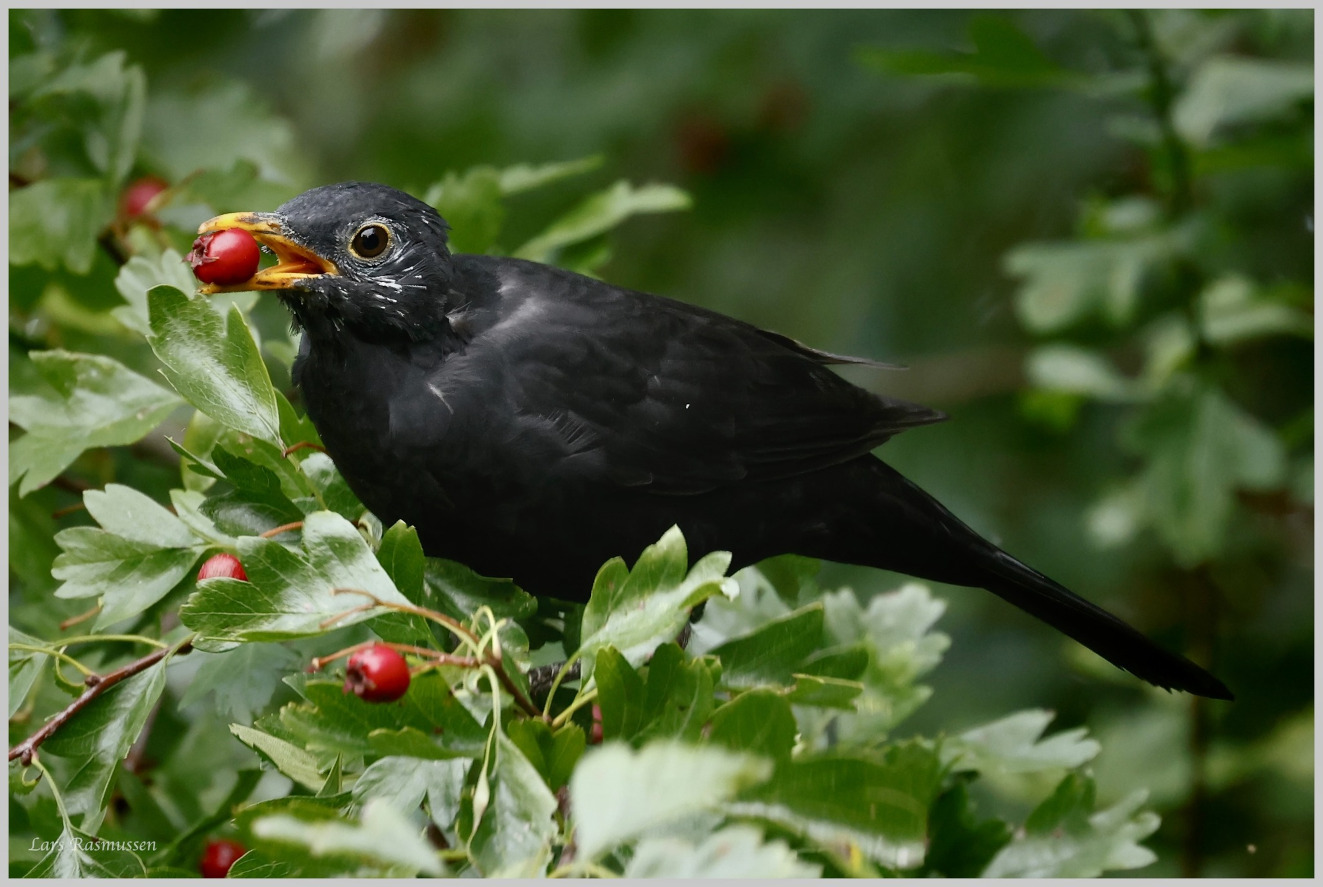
[187, 228, 260, 286]
[119, 176, 169, 220]
[199, 839, 245, 878]
[197, 553, 248, 582]
[344, 644, 411, 703]
[589, 703, 604, 744]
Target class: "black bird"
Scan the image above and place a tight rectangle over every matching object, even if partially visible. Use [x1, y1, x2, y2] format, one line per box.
[197, 181, 1232, 700]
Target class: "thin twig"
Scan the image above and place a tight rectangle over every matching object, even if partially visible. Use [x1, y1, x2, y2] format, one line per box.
[8, 637, 193, 766]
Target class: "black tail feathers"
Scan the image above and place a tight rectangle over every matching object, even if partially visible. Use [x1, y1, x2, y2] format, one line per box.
[979, 550, 1233, 700]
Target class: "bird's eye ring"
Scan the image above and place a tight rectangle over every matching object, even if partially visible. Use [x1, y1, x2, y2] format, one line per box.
[349, 223, 391, 260]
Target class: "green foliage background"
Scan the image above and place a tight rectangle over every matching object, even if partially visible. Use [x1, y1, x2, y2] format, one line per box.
[8, 9, 1312, 878]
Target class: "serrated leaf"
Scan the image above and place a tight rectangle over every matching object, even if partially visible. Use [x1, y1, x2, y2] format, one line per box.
[9, 350, 182, 496]
[231, 723, 326, 791]
[52, 486, 207, 627]
[1005, 236, 1173, 332]
[112, 249, 198, 335]
[945, 709, 1101, 777]
[1124, 381, 1287, 565]
[180, 510, 411, 643]
[983, 775, 1159, 877]
[146, 286, 282, 445]
[514, 180, 690, 262]
[570, 740, 773, 862]
[625, 824, 821, 878]
[1199, 275, 1313, 345]
[497, 155, 603, 195]
[709, 690, 798, 761]
[726, 742, 942, 870]
[9, 627, 49, 719]
[24, 824, 149, 878]
[710, 603, 824, 688]
[253, 797, 444, 876]
[178, 643, 303, 722]
[27, 50, 145, 183]
[506, 719, 586, 794]
[272, 675, 486, 761]
[468, 729, 559, 877]
[422, 557, 537, 624]
[1026, 344, 1145, 403]
[923, 779, 1014, 877]
[41, 659, 169, 831]
[352, 755, 470, 827]
[9, 177, 114, 275]
[578, 526, 733, 681]
[1174, 56, 1313, 146]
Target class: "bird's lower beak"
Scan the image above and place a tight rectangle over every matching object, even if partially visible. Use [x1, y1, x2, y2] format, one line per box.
[194, 212, 338, 294]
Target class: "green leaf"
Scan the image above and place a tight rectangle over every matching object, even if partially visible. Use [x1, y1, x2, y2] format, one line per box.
[26, 50, 146, 183]
[9, 350, 182, 496]
[41, 658, 169, 831]
[467, 729, 559, 877]
[708, 690, 798, 762]
[351, 755, 471, 827]
[945, 709, 1101, 777]
[593, 646, 646, 741]
[577, 526, 733, 681]
[422, 557, 537, 624]
[180, 510, 412, 643]
[634, 643, 718, 744]
[1026, 344, 1145, 403]
[24, 825, 149, 878]
[52, 485, 206, 627]
[983, 774, 1159, 877]
[514, 180, 691, 262]
[111, 249, 198, 336]
[727, 742, 943, 870]
[252, 797, 445, 876]
[1174, 56, 1313, 147]
[230, 723, 326, 791]
[146, 286, 283, 445]
[141, 79, 310, 190]
[506, 719, 586, 793]
[8, 178, 115, 275]
[1005, 236, 1173, 332]
[496, 155, 603, 195]
[271, 675, 486, 761]
[625, 824, 821, 878]
[923, 779, 1014, 877]
[709, 603, 824, 688]
[9, 627, 50, 718]
[569, 740, 773, 861]
[178, 643, 303, 722]
[1124, 381, 1287, 565]
[423, 166, 505, 254]
[856, 14, 1083, 89]
[1199, 275, 1313, 345]
[812, 584, 950, 743]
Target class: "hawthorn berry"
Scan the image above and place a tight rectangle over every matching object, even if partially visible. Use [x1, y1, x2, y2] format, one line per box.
[197, 553, 248, 583]
[344, 644, 411, 703]
[187, 228, 260, 286]
[119, 176, 169, 220]
[199, 838, 246, 878]
[589, 703, 604, 745]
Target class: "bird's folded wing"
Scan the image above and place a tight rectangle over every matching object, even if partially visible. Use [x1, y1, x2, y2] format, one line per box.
[490, 285, 944, 495]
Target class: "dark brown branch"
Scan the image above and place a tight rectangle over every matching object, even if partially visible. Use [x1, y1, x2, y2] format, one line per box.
[8, 638, 193, 766]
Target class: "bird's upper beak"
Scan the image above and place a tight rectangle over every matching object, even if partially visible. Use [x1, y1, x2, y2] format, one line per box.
[194, 212, 339, 294]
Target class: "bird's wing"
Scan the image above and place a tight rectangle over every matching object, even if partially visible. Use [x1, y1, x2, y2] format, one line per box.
[456, 259, 944, 495]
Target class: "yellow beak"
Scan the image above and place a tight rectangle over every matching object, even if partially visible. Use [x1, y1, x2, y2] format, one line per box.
[194, 212, 338, 294]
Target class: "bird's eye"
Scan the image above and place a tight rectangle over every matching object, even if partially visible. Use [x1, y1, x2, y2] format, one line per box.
[349, 224, 390, 260]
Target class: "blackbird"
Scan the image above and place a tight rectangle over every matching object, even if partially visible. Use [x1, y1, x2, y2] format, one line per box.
[197, 181, 1232, 700]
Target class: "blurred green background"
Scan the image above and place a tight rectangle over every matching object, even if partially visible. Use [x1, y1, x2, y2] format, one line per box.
[9, 8, 1312, 877]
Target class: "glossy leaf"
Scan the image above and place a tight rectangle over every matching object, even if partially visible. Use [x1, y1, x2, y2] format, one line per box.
[147, 285, 282, 445]
[10, 350, 182, 496]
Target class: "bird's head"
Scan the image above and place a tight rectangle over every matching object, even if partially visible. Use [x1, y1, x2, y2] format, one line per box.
[195, 182, 457, 342]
